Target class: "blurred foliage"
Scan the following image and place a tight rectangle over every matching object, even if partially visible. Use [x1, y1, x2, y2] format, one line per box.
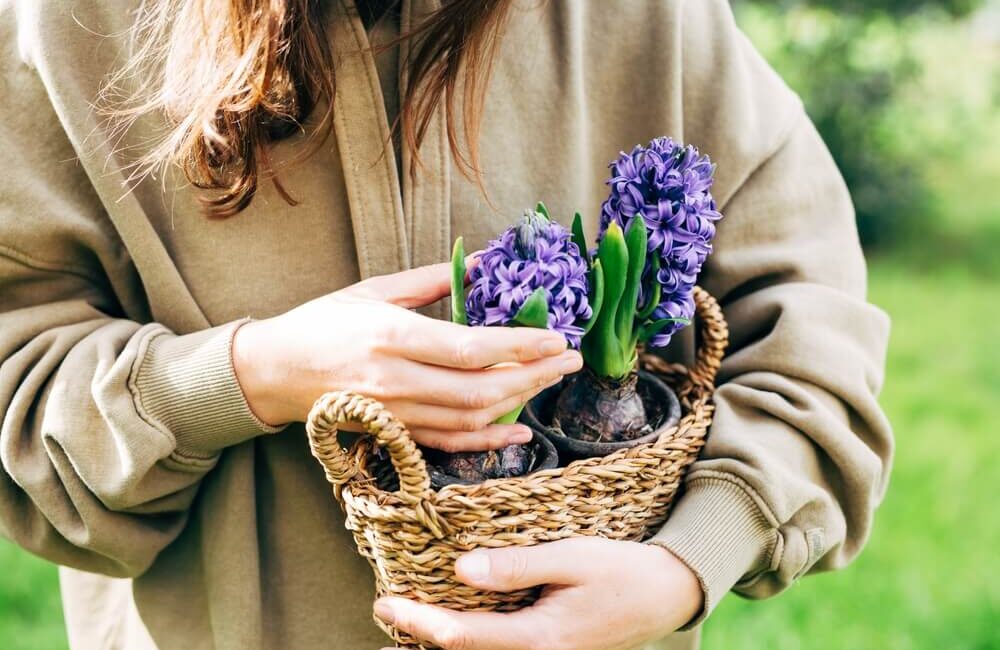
[736, 0, 997, 247]
[761, 0, 982, 18]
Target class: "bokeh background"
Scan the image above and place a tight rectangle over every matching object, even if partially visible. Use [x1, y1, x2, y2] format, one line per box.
[2, 1, 998, 648]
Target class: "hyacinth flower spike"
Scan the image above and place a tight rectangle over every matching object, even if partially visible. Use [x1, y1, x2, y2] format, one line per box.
[430, 205, 597, 482]
[552, 137, 722, 443]
[451, 235, 554, 424]
[456, 204, 599, 415]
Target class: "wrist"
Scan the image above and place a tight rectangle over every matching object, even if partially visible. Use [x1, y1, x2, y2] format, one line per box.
[232, 318, 289, 426]
[646, 542, 704, 628]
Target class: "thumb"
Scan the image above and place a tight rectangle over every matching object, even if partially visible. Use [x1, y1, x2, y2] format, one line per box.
[454, 538, 604, 592]
[340, 263, 452, 309]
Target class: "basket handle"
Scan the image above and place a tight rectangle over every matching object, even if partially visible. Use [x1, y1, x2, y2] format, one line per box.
[688, 286, 729, 388]
[305, 391, 449, 538]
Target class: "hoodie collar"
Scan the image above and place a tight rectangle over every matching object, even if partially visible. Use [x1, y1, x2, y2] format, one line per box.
[332, 0, 452, 288]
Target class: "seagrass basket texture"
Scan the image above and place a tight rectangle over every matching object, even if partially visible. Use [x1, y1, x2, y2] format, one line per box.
[306, 286, 728, 649]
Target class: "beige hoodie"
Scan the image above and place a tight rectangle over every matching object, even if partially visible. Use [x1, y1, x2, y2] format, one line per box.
[0, 1, 892, 648]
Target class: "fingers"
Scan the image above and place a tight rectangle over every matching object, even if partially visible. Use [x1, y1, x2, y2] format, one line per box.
[375, 597, 541, 650]
[395, 314, 570, 368]
[340, 263, 453, 309]
[455, 538, 605, 592]
[464, 250, 482, 273]
[408, 424, 532, 453]
[387, 377, 559, 439]
[394, 352, 581, 409]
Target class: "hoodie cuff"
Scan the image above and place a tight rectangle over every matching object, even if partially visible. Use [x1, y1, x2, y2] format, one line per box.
[129, 320, 284, 460]
[646, 475, 778, 629]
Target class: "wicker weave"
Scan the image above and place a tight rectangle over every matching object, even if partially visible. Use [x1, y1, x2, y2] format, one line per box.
[306, 286, 728, 649]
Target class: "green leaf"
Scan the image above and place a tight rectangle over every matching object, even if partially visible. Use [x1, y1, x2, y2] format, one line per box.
[494, 403, 526, 425]
[571, 212, 591, 267]
[535, 201, 550, 220]
[581, 223, 629, 378]
[615, 216, 648, 346]
[637, 317, 691, 344]
[513, 287, 550, 329]
[450, 237, 467, 325]
[636, 255, 661, 321]
[582, 259, 605, 335]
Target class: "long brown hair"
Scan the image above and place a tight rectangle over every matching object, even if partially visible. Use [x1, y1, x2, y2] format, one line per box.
[105, 0, 514, 218]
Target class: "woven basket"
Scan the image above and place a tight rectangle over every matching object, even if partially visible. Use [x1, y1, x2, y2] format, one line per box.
[306, 286, 728, 649]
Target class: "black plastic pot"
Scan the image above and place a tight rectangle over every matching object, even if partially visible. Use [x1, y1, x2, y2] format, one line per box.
[521, 369, 682, 460]
[423, 429, 559, 489]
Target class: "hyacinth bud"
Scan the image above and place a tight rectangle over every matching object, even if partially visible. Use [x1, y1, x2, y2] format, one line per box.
[514, 208, 549, 258]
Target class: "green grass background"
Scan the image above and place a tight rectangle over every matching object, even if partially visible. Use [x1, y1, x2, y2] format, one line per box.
[1, 8, 998, 650]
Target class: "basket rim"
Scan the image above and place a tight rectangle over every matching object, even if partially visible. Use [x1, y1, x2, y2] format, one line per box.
[342, 374, 713, 514]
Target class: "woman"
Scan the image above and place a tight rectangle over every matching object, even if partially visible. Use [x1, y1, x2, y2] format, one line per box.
[0, 1, 892, 649]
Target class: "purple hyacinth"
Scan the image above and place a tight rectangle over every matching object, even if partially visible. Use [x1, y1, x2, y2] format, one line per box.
[466, 210, 592, 348]
[599, 137, 722, 347]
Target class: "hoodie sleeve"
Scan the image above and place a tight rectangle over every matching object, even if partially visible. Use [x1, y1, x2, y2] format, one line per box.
[646, 0, 893, 625]
[0, 8, 280, 578]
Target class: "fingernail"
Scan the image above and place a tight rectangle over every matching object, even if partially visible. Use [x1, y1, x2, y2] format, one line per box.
[373, 598, 396, 624]
[560, 354, 582, 374]
[540, 373, 563, 388]
[465, 251, 484, 268]
[457, 552, 491, 583]
[539, 339, 565, 356]
[507, 427, 533, 445]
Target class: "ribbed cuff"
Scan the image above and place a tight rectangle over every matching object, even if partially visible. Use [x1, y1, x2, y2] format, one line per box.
[129, 320, 284, 460]
[646, 475, 777, 628]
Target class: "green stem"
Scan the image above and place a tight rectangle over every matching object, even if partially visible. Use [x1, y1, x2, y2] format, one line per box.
[451, 237, 467, 325]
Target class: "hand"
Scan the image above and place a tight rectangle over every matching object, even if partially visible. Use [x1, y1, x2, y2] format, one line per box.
[232, 262, 582, 452]
[374, 537, 704, 650]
